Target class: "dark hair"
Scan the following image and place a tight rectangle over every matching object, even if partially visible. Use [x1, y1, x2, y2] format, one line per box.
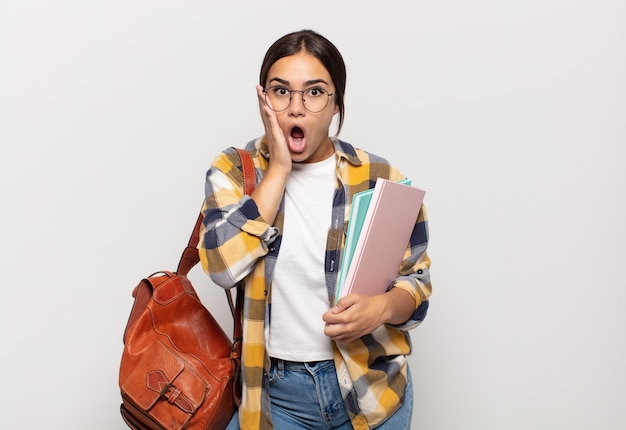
[259, 29, 346, 134]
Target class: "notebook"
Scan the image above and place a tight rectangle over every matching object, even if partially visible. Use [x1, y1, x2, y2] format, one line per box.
[336, 178, 412, 298]
[335, 179, 425, 301]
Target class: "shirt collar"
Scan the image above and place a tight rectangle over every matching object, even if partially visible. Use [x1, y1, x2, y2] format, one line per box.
[257, 136, 363, 167]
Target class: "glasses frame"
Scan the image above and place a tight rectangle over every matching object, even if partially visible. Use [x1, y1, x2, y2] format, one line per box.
[263, 86, 335, 113]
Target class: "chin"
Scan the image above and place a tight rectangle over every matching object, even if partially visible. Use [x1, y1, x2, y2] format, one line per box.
[291, 154, 310, 163]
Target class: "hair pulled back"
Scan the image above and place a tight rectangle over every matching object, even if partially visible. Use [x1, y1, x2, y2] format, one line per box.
[260, 29, 346, 134]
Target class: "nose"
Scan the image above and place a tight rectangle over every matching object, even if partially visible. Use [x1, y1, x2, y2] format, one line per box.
[288, 90, 306, 116]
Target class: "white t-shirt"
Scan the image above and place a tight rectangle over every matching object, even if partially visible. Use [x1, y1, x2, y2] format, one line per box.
[267, 154, 336, 362]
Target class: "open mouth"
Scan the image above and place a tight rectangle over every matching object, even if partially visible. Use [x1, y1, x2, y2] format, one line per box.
[291, 126, 304, 140]
[288, 126, 306, 152]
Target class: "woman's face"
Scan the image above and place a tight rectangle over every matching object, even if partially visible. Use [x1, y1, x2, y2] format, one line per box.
[265, 51, 338, 163]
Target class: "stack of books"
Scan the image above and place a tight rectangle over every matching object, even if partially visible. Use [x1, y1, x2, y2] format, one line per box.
[335, 178, 426, 302]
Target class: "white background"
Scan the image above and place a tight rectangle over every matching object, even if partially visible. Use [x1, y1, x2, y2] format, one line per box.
[1, 1, 625, 429]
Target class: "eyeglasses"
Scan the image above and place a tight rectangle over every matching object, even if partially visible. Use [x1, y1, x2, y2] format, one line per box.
[263, 86, 334, 113]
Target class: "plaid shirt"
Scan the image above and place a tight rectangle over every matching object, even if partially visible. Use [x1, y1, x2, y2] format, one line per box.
[199, 137, 431, 429]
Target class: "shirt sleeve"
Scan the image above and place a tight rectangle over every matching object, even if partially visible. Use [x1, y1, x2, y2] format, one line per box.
[389, 202, 432, 330]
[198, 149, 278, 288]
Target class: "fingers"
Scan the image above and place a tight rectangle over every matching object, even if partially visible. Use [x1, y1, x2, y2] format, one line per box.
[324, 320, 361, 343]
[323, 294, 387, 343]
[255, 85, 292, 173]
[323, 297, 359, 342]
[332, 295, 358, 314]
[256, 85, 279, 140]
[256, 85, 275, 128]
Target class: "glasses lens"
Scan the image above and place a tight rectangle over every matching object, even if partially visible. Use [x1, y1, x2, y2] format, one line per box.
[265, 87, 290, 112]
[303, 89, 329, 113]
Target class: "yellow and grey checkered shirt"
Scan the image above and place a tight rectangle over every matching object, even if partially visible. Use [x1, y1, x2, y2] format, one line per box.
[199, 137, 431, 429]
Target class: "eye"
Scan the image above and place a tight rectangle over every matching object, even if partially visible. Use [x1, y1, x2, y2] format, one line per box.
[269, 86, 290, 97]
[305, 87, 326, 98]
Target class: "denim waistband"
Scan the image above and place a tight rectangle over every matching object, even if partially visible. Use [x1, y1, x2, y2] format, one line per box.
[270, 357, 334, 371]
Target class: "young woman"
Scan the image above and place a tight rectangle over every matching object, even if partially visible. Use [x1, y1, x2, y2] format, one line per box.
[199, 29, 432, 430]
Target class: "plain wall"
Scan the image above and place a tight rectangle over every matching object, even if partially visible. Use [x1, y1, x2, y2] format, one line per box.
[1, 1, 625, 428]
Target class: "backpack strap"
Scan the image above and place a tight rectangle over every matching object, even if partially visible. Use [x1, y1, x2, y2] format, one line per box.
[176, 148, 256, 277]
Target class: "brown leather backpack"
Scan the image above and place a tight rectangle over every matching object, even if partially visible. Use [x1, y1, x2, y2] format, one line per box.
[119, 148, 255, 429]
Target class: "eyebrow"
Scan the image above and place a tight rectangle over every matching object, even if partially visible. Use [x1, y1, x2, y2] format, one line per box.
[268, 77, 330, 87]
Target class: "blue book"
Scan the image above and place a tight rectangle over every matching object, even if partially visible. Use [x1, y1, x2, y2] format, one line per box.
[335, 178, 412, 302]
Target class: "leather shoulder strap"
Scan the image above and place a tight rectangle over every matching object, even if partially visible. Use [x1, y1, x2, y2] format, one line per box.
[236, 147, 256, 197]
[231, 147, 253, 407]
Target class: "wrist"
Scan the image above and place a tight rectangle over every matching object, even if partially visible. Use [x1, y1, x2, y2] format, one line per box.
[266, 161, 291, 182]
[383, 288, 415, 325]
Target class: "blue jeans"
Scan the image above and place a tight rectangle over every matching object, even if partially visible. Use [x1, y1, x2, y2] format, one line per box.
[226, 358, 413, 429]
